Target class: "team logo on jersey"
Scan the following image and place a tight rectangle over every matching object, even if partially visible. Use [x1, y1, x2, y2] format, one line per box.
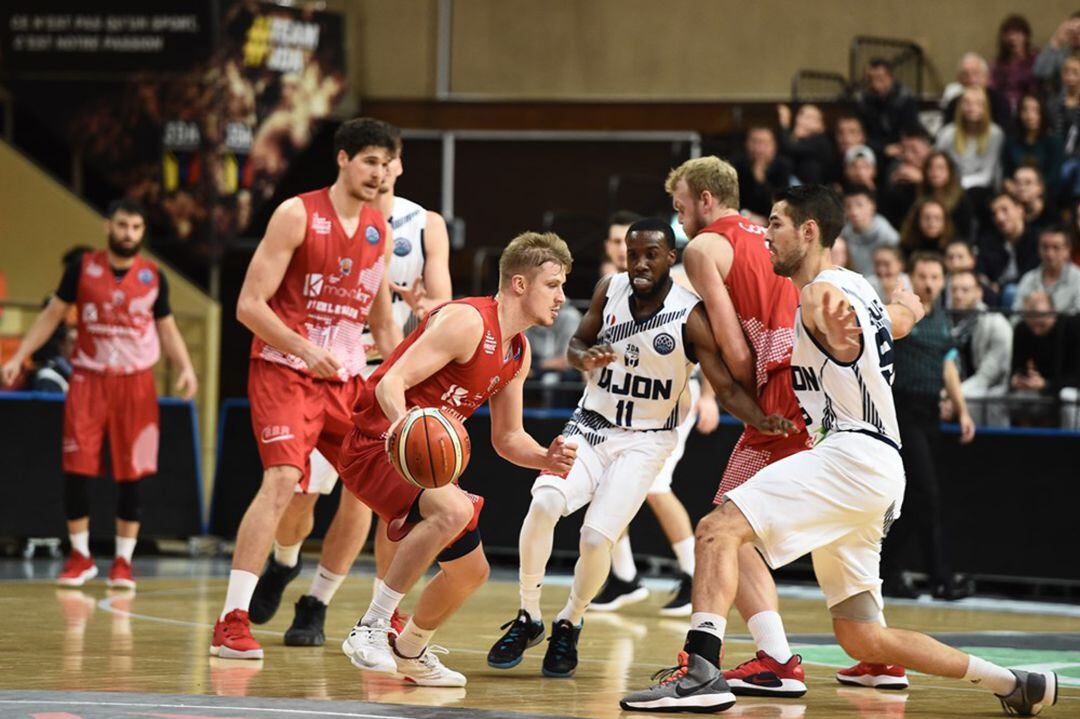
[624, 343, 640, 368]
[86, 262, 104, 278]
[303, 273, 324, 297]
[137, 268, 154, 284]
[393, 237, 412, 257]
[82, 303, 98, 323]
[364, 224, 380, 245]
[338, 257, 353, 276]
[653, 332, 676, 355]
[111, 289, 126, 306]
[312, 213, 332, 235]
[441, 384, 468, 406]
[483, 330, 498, 355]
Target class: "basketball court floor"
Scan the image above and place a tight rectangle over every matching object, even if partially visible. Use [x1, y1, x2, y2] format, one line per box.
[1, 557, 1077, 718]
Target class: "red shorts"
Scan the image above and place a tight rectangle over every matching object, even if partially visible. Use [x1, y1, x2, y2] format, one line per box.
[63, 369, 159, 481]
[714, 429, 811, 503]
[248, 359, 362, 491]
[338, 428, 422, 522]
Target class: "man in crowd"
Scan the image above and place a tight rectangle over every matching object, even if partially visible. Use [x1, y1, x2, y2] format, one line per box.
[977, 193, 1040, 300]
[854, 58, 920, 162]
[733, 126, 793, 221]
[949, 269, 1014, 427]
[841, 185, 900, 276]
[1013, 225, 1080, 314]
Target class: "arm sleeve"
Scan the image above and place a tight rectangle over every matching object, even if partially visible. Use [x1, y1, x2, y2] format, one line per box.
[153, 270, 172, 319]
[56, 261, 80, 303]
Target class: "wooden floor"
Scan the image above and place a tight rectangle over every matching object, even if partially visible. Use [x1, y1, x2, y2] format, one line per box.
[1, 558, 1078, 718]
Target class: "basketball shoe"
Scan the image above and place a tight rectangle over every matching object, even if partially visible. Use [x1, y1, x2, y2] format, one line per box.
[723, 650, 807, 697]
[284, 595, 326, 646]
[542, 619, 582, 677]
[392, 642, 467, 687]
[487, 609, 545, 669]
[106, 557, 135, 589]
[57, 552, 97, 587]
[342, 617, 396, 673]
[589, 573, 649, 612]
[620, 651, 737, 712]
[836, 662, 909, 689]
[659, 572, 693, 616]
[997, 669, 1057, 716]
[210, 609, 264, 659]
[249, 557, 302, 624]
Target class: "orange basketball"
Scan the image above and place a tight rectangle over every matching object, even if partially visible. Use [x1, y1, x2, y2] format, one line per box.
[386, 408, 471, 489]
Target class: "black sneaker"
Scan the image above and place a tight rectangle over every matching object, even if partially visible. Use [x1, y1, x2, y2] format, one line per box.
[487, 609, 545, 669]
[659, 572, 693, 617]
[248, 556, 302, 624]
[542, 619, 582, 678]
[997, 668, 1057, 716]
[589, 573, 649, 613]
[283, 594, 326, 646]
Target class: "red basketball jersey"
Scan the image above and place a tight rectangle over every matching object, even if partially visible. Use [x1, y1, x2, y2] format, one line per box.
[352, 296, 527, 438]
[71, 250, 161, 374]
[251, 188, 389, 380]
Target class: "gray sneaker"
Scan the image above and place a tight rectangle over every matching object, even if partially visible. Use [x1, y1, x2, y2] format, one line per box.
[620, 651, 736, 713]
[997, 669, 1057, 716]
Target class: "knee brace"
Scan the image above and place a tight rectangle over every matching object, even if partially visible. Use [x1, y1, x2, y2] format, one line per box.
[64, 473, 90, 520]
[829, 590, 884, 623]
[116, 480, 142, 522]
[529, 487, 567, 523]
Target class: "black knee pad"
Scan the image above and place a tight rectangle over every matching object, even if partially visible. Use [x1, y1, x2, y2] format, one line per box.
[64, 473, 91, 520]
[437, 528, 481, 562]
[116, 480, 143, 522]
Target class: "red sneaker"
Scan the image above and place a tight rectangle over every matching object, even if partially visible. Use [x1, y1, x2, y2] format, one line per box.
[107, 558, 136, 589]
[836, 662, 909, 689]
[57, 552, 98, 587]
[723, 650, 808, 697]
[390, 608, 409, 636]
[210, 609, 264, 659]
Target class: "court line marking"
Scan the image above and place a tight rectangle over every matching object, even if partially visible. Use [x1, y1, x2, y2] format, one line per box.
[90, 587, 1080, 701]
[0, 698, 421, 719]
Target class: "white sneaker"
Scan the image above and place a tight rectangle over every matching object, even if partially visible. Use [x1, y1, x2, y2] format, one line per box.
[394, 644, 467, 687]
[342, 618, 396, 674]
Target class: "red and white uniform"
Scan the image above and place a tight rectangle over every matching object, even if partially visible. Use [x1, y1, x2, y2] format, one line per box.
[340, 296, 527, 522]
[703, 215, 811, 502]
[63, 250, 161, 481]
[248, 188, 388, 488]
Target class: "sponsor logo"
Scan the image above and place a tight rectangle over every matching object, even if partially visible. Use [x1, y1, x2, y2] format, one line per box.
[312, 213, 332, 235]
[86, 262, 104, 278]
[111, 289, 126, 306]
[393, 237, 412, 257]
[624, 343, 640, 368]
[303, 273, 324, 297]
[746, 673, 782, 687]
[261, 425, 294, 444]
[653, 332, 676, 355]
[82, 303, 98, 323]
[738, 221, 768, 236]
[674, 679, 716, 697]
[597, 368, 672, 400]
[137, 268, 154, 284]
[483, 330, 498, 355]
[486, 375, 501, 392]
[441, 384, 468, 407]
[364, 224, 380, 245]
[338, 257, 353, 276]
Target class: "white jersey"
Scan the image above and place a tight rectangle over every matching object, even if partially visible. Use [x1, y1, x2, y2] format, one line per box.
[575, 274, 698, 433]
[791, 267, 901, 449]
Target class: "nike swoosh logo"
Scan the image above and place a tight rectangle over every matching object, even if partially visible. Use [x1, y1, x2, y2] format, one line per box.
[674, 680, 715, 697]
[261, 434, 295, 444]
[747, 674, 782, 687]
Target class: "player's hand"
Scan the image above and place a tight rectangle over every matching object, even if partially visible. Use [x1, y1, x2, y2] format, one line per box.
[756, 414, 795, 436]
[544, 435, 576, 475]
[391, 278, 428, 316]
[0, 357, 23, 387]
[820, 290, 862, 350]
[891, 286, 926, 324]
[580, 344, 616, 371]
[175, 366, 198, 400]
[300, 344, 344, 379]
[695, 395, 720, 434]
[958, 411, 976, 445]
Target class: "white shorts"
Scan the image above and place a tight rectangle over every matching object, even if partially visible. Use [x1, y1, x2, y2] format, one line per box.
[723, 431, 905, 610]
[298, 448, 340, 495]
[533, 425, 678, 542]
[648, 377, 700, 495]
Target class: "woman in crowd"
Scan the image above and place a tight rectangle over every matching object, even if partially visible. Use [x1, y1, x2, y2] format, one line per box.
[919, 151, 976, 240]
[1004, 94, 1064, 198]
[991, 14, 1039, 114]
[901, 198, 956, 255]
[936, 87, 1005, 191]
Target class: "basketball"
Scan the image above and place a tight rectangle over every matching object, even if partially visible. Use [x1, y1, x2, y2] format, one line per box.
[386, 407, 472, 489]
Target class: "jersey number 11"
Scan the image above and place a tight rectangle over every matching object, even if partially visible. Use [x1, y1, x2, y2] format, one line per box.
[615, 400, 635, 427]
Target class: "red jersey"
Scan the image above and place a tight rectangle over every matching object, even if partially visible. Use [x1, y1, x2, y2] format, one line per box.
[251, 188, 389, 380]
[72, 250, 161, 374]
[352, 296, 527, 439]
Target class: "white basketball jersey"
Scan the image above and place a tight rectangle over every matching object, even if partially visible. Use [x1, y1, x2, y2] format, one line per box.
[791, 267, 901, 449]
[578, 274, 698, 431]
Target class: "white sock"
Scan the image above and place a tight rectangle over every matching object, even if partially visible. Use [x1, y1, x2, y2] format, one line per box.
[221, 569, 259, 620]
[115, 536, 136, 562]
[746, 611, 792, 662]
[394, 618, 436, 658]
[309, 564, 347, 605]
[964, 654, 1018, 696]
[556, 527, 612, 625]
[518, 489, 564, 621]
[273, 540, 302, 568]
[362, 581, 405, 625]
[70, 530, 90, 557]
[672, 536, 695, 576]
[611, 534, 637, 582]
[372, 577, 385, 596]
[691, 612, 727, 640]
